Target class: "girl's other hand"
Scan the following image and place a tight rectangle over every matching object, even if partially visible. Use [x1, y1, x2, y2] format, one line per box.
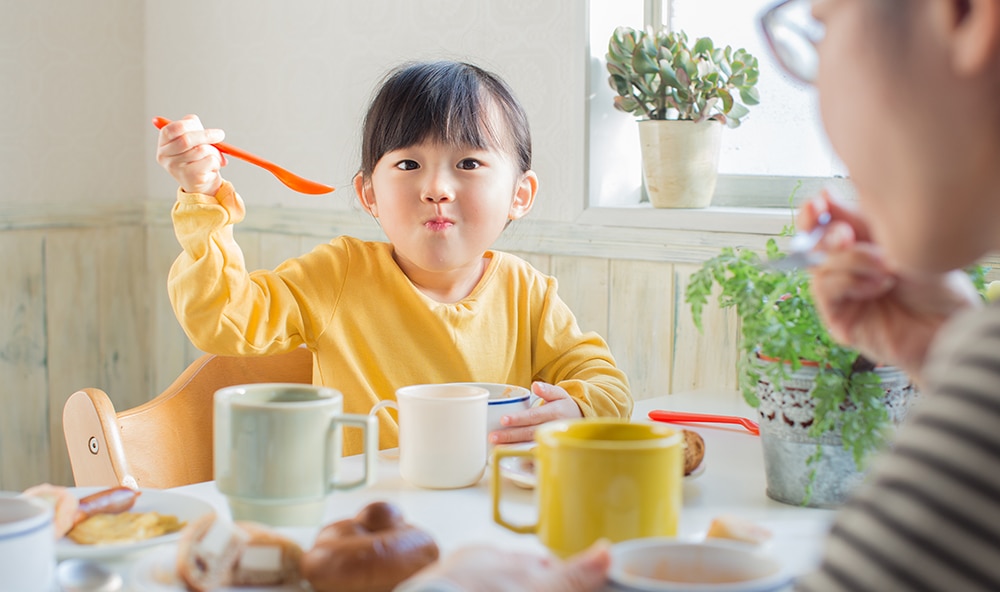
[800, 191, 981, 381]
[488, 382, 583, 445]
[155, 114, 227, 196]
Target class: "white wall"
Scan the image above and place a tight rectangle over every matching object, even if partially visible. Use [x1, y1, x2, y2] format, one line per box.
[143, 0, 589, 223]
[0, 0, 145, 208]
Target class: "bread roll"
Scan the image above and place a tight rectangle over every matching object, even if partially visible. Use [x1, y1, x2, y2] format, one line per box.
[300, 501, 439, 592]
[232, 521, 304, 587]
[176, 513, 303, 591]
[682, 429, 706, 476]
[706, 514, 773, 546]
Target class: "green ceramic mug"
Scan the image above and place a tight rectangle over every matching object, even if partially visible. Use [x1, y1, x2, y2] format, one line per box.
[214, 383, 377, 526]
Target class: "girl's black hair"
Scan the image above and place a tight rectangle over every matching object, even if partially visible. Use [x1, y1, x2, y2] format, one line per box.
[360, 61, 532, 177]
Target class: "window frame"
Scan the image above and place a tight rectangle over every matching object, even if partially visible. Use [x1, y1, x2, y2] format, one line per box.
[582, 0, 851, 227]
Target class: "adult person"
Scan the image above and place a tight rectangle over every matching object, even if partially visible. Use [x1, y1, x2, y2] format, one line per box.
[760, 0, 1000, 590]
[405, 0, 1000, 588]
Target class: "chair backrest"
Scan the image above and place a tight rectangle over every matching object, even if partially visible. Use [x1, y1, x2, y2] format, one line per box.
[63, 348, 312, 489]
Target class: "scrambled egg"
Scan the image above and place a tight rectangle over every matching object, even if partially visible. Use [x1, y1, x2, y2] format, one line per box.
[67, 512, 184, 545]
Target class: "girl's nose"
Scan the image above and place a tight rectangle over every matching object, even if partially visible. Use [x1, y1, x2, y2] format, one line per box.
[421, 171, 456, 203]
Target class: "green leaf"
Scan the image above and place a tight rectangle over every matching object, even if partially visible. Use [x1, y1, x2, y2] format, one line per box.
[718, 88, 734, 113]
[632, 47, 659, 75]
[728, 102, 750, 120]
[740, 86, 761, 106]
[693, 37, 714, 55]
[608, 74, 631, 97]
[657, 59, 683, 89]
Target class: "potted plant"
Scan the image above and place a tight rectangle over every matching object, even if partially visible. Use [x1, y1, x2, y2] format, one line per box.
[606, 27, 760, 208]
[686, 216, 990, 507]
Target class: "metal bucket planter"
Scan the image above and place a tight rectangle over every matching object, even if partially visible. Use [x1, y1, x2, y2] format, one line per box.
[754, 359, 917, 508]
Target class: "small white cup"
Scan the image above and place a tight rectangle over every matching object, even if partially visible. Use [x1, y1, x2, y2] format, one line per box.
[454, 382, 533, 439]
[0, 493, 55, 590]
[371, 384, 489, 489]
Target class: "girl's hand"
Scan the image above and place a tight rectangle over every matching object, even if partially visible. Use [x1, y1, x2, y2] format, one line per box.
[488, 382, 583, 445]
[800, 192, 981, 382]
[155, 114, 227, 196]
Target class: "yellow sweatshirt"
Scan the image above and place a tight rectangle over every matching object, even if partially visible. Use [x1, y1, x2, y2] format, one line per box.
[168, 182, 633, 454]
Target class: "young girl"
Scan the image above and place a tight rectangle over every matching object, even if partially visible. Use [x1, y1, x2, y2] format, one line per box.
[156, 61, 632, 454]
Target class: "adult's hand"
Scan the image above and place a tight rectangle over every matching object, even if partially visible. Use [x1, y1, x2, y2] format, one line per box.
[398, 540, 610, 592]
[800, 192, 981, 381]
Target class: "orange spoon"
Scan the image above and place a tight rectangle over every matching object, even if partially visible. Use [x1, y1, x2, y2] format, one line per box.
[152, 116, 335, 195]
[648, 410, 760, 435]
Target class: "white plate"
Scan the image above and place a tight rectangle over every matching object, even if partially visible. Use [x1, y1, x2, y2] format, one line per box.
[496, 445, 706, 489]
[57, 488, 216, 559]
[131, 546, 309, 591]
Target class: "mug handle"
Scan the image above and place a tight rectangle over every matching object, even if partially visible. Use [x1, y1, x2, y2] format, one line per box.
[328, 413, 378, 491]
[369, 400, 400, 459]
[491, 447, 538, 534]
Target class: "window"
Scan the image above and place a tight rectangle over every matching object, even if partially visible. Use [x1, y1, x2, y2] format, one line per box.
[587, 0, 849, 209]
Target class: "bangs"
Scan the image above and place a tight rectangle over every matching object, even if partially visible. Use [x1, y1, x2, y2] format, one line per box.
[361, 61, 531, 176]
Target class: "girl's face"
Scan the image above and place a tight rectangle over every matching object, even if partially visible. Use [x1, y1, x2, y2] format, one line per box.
[814, 0, 1000, 272]
[356, 139, 536, 291]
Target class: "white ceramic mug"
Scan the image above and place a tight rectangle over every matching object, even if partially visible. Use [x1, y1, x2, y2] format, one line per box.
[0, 493, 54, 590]
[214, 383, 378, 526]
[371, 384, 489, 489]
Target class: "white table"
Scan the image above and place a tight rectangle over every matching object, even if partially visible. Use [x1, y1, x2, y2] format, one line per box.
[110, 391, 835, 590]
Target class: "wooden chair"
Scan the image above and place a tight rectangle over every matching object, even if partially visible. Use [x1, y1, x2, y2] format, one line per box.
[63, 348, 312, 489]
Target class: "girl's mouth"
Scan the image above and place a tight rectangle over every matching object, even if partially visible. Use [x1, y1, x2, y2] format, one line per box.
[425, 217, 455, 231]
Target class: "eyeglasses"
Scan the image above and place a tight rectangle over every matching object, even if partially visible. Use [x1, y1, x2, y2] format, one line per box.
[759, 0, 824, 84]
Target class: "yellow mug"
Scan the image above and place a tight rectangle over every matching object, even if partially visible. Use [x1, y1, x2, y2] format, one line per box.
[492, 419, 683, 558]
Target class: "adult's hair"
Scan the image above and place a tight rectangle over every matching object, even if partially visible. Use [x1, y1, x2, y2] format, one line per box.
[359, 61, 532, 178]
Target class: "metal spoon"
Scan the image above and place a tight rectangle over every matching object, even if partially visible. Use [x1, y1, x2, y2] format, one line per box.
[57, 559, 123, 592]
[765, 211, 832, 271]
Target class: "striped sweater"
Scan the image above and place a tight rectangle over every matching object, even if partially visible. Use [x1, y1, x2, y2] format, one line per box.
[796, 303, 1000, 591]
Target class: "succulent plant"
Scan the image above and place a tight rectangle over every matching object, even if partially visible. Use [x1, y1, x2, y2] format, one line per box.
[606, 26, 761, 127]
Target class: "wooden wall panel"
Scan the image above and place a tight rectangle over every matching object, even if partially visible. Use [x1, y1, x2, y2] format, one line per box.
[259, 233, 306, 271]
[671, 264, 740, 394]
[44, 229, 102, 486]
[236, 228, 262, 272]
[98, 226, 150, 411]
[608, 260, 674, 401]
[509, 250, 551, 275]
[0, 231, 50, 490]
[148, 225, 195, 394]
[550, 255, 609, 337]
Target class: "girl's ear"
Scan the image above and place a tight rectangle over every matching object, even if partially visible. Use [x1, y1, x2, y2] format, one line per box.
[948, 0, 1000, 75]
[508, 170, 538, 221]
[353, 173, 378, 217]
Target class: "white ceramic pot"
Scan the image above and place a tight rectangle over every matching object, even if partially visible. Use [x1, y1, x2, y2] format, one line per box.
[638, 119, 722, 208]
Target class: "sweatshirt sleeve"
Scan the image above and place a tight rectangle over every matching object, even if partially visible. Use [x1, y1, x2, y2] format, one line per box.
[533, 276, 634, 419]
[167, 181, 316, 355]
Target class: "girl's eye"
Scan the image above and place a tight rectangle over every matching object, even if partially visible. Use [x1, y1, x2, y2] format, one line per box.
[457, 159, 481, 170]
[395, 160, 419, 171]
